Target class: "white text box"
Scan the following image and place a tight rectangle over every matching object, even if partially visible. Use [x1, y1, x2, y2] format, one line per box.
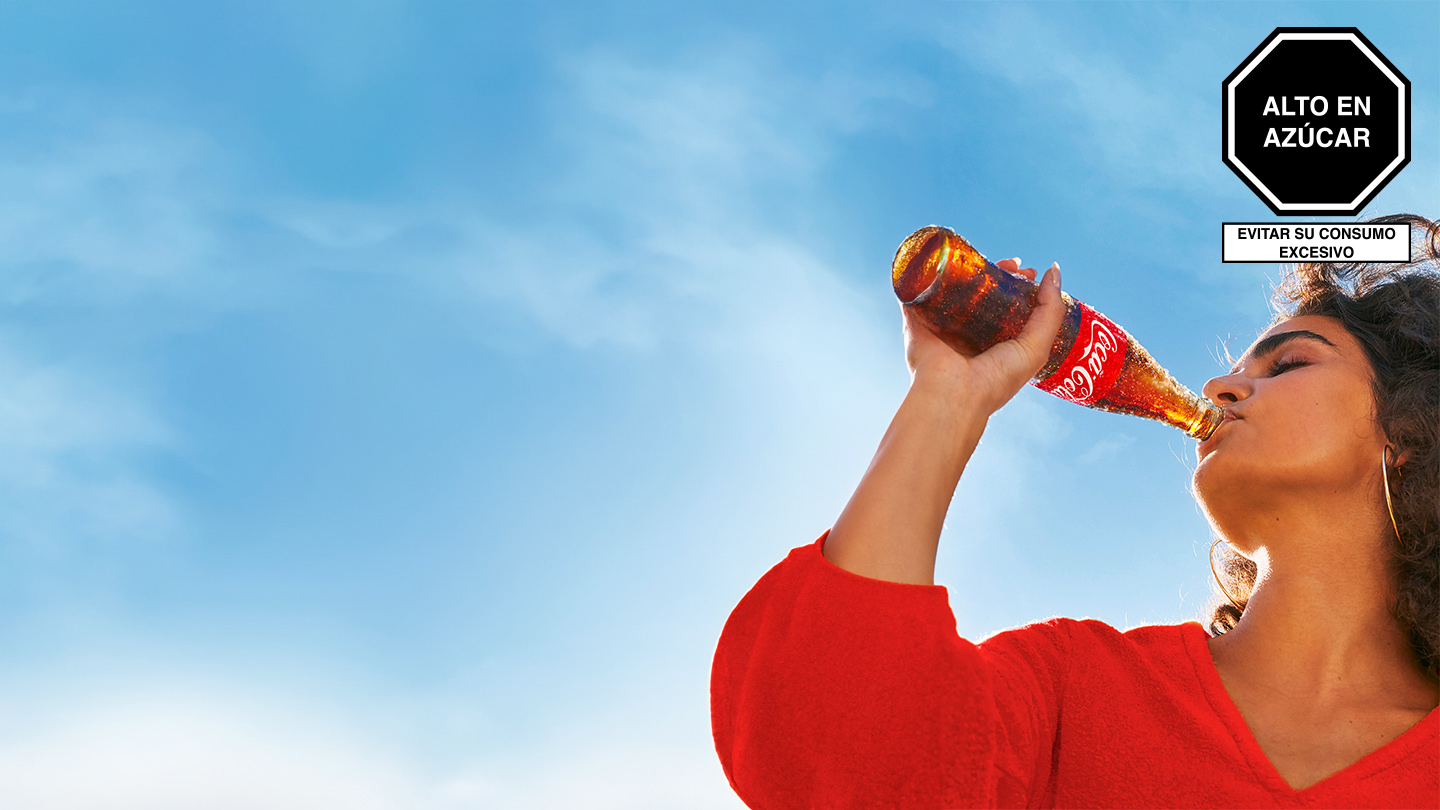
[1222, 222, 1411, 262]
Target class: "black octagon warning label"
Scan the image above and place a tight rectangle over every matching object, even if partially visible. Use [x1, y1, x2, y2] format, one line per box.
[1223, 28, 1410, 216]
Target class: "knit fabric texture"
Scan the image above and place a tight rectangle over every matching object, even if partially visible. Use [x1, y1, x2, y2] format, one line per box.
[711, 529, 1440, 809]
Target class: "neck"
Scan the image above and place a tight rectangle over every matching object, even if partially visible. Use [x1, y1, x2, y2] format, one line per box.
[1207, 492, 1437, 713]
[1216, 574, 1434, 711]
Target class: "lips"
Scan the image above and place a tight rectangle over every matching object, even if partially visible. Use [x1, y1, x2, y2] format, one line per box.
[1198, 410, 1240, 454]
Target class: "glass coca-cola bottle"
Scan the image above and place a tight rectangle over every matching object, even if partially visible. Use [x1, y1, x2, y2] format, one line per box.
[893, 225, 1223, 439]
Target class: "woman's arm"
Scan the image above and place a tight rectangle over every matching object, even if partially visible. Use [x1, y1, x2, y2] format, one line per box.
[712, 260, 1070, 809]
[823, 378, 988, 585]
[823, 260, 1064, 585]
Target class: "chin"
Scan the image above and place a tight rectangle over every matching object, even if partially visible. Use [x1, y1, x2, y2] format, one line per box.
[1191, 454, 1252, 530]
[1191, 450, 1227, 501]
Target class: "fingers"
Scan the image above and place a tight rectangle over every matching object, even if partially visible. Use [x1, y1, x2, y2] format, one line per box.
[899, 299, 921, 328]
[900, 301, 940, 340]
[996, 256, 1037, 281]
[1010, 263, 1065, 374]
[899, 300, 925, 339]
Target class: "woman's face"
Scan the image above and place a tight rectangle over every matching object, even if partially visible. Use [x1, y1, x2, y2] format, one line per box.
[1192, 314, 1387, 540]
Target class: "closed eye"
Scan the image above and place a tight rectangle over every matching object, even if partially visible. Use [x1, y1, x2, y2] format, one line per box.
[1267, 358, 1309, 376]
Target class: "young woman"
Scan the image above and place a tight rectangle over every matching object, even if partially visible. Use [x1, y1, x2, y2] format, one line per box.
[711, 214, 1439, 808]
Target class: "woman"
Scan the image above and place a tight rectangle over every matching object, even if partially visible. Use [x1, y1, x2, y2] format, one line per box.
[710, 214, 1439, 808]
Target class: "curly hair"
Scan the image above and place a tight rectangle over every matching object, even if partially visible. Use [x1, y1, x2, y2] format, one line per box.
[1205, 213, 1440, 682]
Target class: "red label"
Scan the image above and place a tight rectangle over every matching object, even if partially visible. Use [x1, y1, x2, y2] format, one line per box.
[1034, 303, 1127, 406]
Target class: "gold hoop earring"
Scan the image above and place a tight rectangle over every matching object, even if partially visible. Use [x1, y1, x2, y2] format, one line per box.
[1209, 537, 1245, 612]
[1382, 445, 1403, 543]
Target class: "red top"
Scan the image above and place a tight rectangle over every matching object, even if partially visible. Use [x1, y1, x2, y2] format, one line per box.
[711, 530, 1440, 809]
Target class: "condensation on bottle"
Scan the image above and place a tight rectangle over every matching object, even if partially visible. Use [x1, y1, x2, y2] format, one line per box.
[893, 225, 1223, 440]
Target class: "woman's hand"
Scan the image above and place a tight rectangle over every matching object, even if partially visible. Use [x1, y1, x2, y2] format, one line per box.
[827, 258, 1065, 584]
[902, 258, 1065, 416]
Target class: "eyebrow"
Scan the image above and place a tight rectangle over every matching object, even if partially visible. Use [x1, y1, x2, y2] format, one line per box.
[1229, 330, 1338, 374]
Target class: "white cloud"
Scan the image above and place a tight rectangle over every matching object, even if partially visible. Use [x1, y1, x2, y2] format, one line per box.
[0, 97, 228, 310]
[454, 43, 929, 356]
[0, 345, 181, 551]
[0, 50, 926, 372]
[264, 198, 423, 252]
[551, 44, 930, 219]
[934, 4, 1221, 192]
[435, 739, 743, 810]
[0, 689, 416, 810]
[0, 683, 743, 810]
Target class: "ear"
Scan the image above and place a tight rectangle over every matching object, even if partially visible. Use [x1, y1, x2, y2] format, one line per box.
[1387, 445, 1410, 469]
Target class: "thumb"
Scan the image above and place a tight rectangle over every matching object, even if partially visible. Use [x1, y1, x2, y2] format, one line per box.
[1010, 263, 1066, 376]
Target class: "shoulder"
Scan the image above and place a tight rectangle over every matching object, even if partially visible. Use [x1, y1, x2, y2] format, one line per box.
[1070, 618, 1215, 688]
[979, 618, 1210, 673]
[978, 616, 1199, 648]
[1074, 618, 1211, 646]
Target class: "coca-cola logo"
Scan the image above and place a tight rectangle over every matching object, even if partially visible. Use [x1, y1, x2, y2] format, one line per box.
[1054, 321, 1119, 402]
[1055, 369, 1091, 403]
[1036, 305, 1126, 406]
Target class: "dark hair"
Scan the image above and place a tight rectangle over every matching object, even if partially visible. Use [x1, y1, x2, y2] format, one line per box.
[1206, 213, 1440, 682]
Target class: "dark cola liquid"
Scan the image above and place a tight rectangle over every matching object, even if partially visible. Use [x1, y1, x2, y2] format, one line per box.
[892, 226, 1222, 439]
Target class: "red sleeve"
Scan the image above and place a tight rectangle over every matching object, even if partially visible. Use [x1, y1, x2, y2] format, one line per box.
[711, 529, 1073, 810]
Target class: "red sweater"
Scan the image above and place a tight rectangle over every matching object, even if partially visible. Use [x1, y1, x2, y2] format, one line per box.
[711, 530, 1440, 809]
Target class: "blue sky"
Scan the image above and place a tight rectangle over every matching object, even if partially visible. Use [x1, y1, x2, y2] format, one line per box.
[1, 1, 1436, 806]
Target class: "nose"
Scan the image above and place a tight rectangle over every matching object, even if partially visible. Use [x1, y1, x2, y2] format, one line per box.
[1202, 371, 1251, 407]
